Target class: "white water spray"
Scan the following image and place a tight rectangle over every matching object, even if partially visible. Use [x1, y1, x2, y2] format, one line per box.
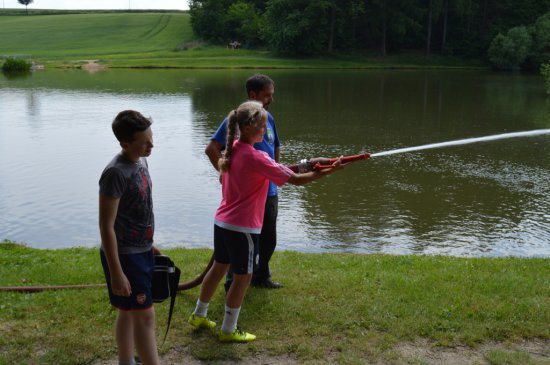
[370, 129, 550, 158]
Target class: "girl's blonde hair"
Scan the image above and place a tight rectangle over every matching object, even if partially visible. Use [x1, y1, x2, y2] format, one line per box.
[218, 100, 267, 172]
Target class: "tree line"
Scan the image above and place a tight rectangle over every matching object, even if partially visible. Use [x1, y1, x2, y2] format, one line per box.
[189, 0, 549, 66]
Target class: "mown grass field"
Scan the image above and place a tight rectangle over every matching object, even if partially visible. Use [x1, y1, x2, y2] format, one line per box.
[0, 11, 486, 69]
[1, 242, 549, 364]
[0, 12, 193, 58]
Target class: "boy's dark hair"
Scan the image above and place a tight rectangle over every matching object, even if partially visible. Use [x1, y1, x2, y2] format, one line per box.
[246, 74, 274, 97]
[112, 110, 152, 143]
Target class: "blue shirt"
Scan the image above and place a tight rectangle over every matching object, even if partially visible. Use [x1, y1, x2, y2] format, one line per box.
[211, 112, 281, 197]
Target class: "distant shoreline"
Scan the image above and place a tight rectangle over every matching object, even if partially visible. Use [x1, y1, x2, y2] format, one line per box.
[0, 10, 488, 71]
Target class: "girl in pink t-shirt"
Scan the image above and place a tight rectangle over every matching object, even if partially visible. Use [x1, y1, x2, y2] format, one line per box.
[188, 101, 345, 342]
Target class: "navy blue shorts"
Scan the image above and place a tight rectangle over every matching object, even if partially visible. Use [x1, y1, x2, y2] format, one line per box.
[100, 249, 154, 311]
[214, 225, 259, 275]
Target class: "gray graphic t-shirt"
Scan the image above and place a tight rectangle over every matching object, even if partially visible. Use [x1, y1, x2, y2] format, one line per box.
[99, 154, 154, 254]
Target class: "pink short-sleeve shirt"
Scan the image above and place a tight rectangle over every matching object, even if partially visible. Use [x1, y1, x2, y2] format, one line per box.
[214, 140, 293, 233]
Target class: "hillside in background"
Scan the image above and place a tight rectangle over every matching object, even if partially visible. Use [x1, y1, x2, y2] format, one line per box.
[0, 12, 193, 59]
[0, 10, 487, 69]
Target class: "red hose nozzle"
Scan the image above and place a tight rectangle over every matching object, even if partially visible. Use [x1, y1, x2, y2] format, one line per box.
[312, 153, 370, 171]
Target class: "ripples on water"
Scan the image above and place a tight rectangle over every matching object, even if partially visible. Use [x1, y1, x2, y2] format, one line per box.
[1, 70, 549, 257]
[279, 134, 550, 257]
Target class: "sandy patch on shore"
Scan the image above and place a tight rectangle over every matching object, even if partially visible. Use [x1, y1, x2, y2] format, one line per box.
[389, 338, 550, 365]
[81, 60, 106, 73]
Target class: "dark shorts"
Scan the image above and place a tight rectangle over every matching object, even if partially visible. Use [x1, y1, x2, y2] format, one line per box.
[214, 224, 259, 275]
[100, 249, 154, 311]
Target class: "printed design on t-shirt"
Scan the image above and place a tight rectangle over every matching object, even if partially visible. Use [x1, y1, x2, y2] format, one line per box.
[115, 166, 154, 248]
[146, 226, 153, 240]
[137, 168, 150, 200]
[266, 126, 274, 144]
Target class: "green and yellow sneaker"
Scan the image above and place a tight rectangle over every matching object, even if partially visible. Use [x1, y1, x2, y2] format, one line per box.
[218, 327, 256, 343]
[188, 314, 216, 329]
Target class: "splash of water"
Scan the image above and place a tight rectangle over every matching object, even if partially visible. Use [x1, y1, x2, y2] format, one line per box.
[370, 129, 550, 158]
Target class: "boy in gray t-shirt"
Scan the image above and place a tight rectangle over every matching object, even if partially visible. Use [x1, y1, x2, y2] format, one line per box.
[100, 154, 154, 254]
[99, 110, 160, 365]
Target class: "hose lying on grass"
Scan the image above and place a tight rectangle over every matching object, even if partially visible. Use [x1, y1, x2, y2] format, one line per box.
[0, 253, 214, 293]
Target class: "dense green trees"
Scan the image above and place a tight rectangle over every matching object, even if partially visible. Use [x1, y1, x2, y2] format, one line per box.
[530, 12, 550, 66]
[488, 26, 532, 69]
[189, 0, 550, 60]
[189, 0, 231, 43]
[487, 12, 550, 69]
[542, 62, 550, 94]
[263, 0, 342, 55]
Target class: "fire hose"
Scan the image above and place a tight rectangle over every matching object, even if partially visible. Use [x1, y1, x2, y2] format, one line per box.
[312, 153, 370, 170]
[0, 253, 215, 293]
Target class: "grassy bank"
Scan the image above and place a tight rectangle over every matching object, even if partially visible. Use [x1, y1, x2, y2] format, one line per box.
[0, 241, 549, 364]
[0, 11, 486, 70]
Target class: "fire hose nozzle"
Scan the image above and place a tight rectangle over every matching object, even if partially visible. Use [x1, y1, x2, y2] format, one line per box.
[312, 153, 370, 171]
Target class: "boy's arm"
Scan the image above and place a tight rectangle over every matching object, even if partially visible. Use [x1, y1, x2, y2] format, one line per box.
[99, 195, 132, 297]
[275, 146, 280, 163]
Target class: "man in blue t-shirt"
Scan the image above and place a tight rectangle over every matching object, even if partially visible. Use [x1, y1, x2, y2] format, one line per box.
[205, 74, 283, 289]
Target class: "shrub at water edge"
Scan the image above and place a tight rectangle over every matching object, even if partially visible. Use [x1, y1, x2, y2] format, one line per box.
[1, 57, 32, 73]
[487, 26, 532, 70]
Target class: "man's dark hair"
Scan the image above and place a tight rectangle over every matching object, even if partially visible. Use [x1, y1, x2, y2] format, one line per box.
[246, 74, 274, 97]
[112, 110, 152, 143]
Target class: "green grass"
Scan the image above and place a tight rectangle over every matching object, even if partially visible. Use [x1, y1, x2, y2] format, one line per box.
[1, 241, 548, 364]
[0, 11, 487, 69]
[0, 12, 193, 58]
[486, 349, 550, 365]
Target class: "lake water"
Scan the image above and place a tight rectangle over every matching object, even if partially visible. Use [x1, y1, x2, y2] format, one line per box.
[1, 69, 549, 257]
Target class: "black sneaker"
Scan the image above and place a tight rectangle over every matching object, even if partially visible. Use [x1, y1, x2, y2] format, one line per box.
[252, 278, 283, 289]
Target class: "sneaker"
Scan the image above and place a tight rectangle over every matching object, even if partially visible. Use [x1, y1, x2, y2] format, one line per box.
[218, 327, 256, 343]
[188, 314, 216, 329]
[251, 278, 283, 289]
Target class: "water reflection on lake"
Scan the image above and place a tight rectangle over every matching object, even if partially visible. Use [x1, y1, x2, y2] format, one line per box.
[0, 69, 549, 257]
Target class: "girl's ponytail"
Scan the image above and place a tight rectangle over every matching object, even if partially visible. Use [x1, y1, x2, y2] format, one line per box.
[218, 110, 238, 172]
